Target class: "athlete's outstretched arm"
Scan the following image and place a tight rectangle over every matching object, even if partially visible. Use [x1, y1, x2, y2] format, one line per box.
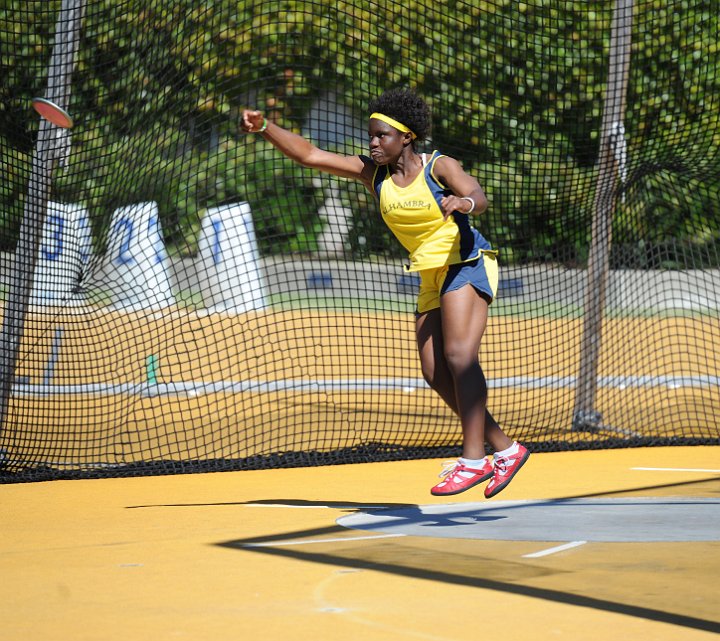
[241, 109, 374, 187]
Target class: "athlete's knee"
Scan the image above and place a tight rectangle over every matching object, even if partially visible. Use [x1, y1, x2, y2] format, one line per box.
[419, 360, 439, 389]
[417, 361, 448, 398]
[442, 342, 478, 378]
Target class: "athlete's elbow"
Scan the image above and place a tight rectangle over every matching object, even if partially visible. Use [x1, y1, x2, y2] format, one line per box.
[473, 191, 489, 214]
[283, 150, 314, 167]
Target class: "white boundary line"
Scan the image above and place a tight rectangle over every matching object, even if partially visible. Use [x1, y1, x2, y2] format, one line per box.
[242, 533, 406, 548]
[11, 374, 720, 398]
[522, 541, 588, 558]
[243, 503, 390, 510]
[632, 467, 720, 474]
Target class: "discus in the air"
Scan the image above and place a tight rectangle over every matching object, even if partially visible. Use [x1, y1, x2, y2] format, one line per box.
[31, 97, 74, 129]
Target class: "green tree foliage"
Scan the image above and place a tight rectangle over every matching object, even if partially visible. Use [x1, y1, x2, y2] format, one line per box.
[0, 0, 718, 264]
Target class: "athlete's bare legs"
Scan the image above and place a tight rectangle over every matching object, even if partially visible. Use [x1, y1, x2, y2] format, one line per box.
[416, 285, 512, 459]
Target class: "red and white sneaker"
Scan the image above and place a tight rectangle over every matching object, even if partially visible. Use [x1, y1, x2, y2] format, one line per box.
[484, 443, 530, 498]
[430, 458, 494, 496]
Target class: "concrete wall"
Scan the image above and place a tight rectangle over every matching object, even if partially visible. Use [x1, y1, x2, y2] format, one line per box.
[3, 251, 718, 314]
[173, 256, 719, 313]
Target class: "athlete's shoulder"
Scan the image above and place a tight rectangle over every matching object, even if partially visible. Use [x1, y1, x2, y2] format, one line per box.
[431, 152, 460, 170]
[431, 153, 465, 183]
[358, 154, 377, 171]
[358, 154, 383, 192]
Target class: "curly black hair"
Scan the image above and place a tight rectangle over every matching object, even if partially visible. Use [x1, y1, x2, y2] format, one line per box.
[368, 88, 431, 142]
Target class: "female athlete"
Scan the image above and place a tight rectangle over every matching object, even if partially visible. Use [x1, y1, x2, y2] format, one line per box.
[241, 88, 529, 497]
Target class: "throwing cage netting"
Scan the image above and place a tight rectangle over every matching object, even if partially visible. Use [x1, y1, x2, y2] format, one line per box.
[0, 0, 718, 481]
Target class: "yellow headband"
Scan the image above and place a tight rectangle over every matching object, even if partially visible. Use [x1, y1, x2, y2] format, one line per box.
[370, 112, 417, 140]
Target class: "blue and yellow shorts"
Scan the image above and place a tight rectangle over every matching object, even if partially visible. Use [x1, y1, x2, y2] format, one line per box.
[416, 252, 499, 314]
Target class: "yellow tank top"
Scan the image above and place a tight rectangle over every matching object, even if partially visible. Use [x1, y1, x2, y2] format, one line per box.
[372, 151, 492, 272]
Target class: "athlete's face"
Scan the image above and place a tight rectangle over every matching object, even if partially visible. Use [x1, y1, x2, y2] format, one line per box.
[368, 119, 408, 165]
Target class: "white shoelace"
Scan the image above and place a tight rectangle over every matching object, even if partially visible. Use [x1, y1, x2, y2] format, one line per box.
[493, 454, 514, 476]
[437, 459, 492, 481]
[438, 460, 461, 479]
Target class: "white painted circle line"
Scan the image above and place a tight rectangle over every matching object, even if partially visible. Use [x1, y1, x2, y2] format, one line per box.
[243, 533, 407, 548]
[243, 503, 391, 509]
[631, 467, 720, 473]
[522, 541, 588, 558]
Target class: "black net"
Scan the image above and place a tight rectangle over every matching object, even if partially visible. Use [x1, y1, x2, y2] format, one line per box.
[0, 0, 718, 482]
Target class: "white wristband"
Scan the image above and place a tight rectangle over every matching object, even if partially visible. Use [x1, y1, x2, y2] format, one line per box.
[460, 196, 475, 214]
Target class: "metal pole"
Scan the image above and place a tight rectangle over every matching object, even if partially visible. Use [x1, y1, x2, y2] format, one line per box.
[573, 0, 634, 431]
[0, 0, 86, 448]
